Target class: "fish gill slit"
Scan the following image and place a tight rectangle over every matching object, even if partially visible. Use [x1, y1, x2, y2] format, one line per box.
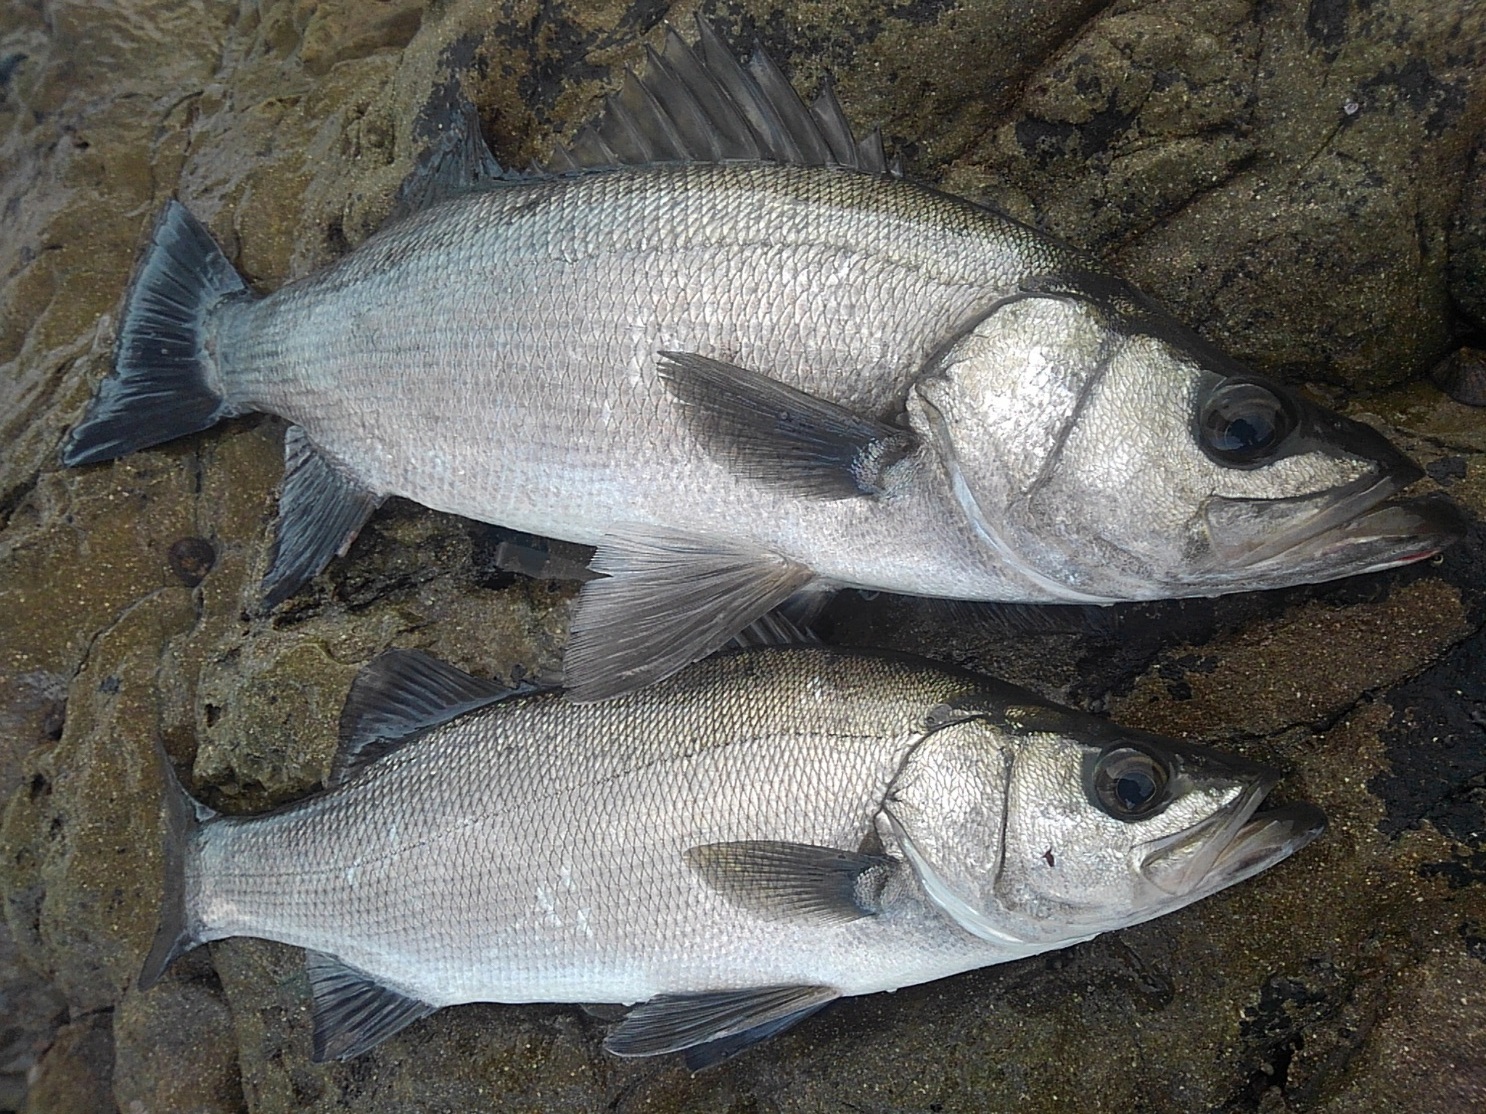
[1018, 329, 1125, 508]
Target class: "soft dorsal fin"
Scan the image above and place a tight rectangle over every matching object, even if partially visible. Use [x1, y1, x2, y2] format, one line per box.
[545, 17, 895, 176]
[330, 650, 538, 787]
[391, 99, 510, 220]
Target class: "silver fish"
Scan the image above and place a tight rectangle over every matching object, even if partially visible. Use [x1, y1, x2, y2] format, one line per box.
[140, 646, 1324, 1067]
[62, 20, 1460, 698]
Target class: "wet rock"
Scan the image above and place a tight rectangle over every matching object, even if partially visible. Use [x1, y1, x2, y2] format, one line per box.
[1450, 136, 1486, 336]
[961, 0, 1486, 390]
[18, 1013, 113, 1114]
[1430, 345, 1486, 407]
[112, 974, 243, 1114]
[0, 2, 1483, 1112]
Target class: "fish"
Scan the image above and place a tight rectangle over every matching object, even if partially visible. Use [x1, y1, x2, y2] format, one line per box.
[61, 19, 1462, 699]
[138, 645, 1325, 1068]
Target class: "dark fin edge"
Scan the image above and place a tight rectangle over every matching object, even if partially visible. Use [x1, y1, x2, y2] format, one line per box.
[138, 742, 215, 991]
[391, 98, 509, 219]
[261, 426, 384, 609]
[331, 649, 542, 788]
[544, 17, 892, 176]
[683, 998, 835, 1070]
[658, 351, 918, 500]
[685, 840, 898, 923]
[63, 200, 248, 467]
[603, 984, 839, 1064]
[305, 951, 438, 1061]
[563, 527, 814, 703]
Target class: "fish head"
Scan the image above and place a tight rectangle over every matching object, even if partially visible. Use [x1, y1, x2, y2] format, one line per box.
[908, 275, 1462, 601]
[885, 711, 1324, 949]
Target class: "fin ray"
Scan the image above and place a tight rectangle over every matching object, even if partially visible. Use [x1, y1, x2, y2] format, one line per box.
[305, 952, 438, 1061]
[63, 201, 247, 466]
[604, 984, 838, 1060]
[686, 840, 898, 922]
[261, 427, 383, 609]
[539, 17, 888, 175]
[564, 527, 813, 701]
[331, 650, 540, 787]
[138, 742, 215, 991]
[391, 97, 506, 217]
[658, 351, 918, 499]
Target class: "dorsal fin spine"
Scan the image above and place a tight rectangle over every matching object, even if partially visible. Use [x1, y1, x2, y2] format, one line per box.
[643, 44, 724, 162]
[746, 46, 825, 164]
[532, 16, 892, 178]
[661, 26, 761, 161]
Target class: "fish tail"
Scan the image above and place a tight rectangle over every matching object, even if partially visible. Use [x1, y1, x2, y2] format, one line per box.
[62, 200, 251, 466]
[138, 742, 215, 991]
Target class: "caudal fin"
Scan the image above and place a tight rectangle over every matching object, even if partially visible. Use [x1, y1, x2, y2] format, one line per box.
[138, 743, 216, 991]
[63, 200, 249, 466]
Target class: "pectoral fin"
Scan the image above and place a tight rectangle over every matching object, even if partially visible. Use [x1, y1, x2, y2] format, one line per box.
[262, 426, 383, 608]
[686, 840, 898, 922]
[563, 527, 814, 702]
[304, 952, 437, 1061]
[658, 351, 917, 499]
[603, 984, 839, 1067]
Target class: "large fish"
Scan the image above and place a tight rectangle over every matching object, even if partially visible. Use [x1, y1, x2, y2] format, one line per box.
[140, 646, 1324, 1068]
[62, 21, 1460, 698]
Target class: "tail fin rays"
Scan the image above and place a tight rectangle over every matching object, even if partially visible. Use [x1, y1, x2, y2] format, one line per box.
[63, 200, 248, 467]
[138, 743, 214, 991]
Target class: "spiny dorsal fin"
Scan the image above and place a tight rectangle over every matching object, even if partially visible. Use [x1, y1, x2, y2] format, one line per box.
[544, 17, 894, 176]
[330, 649, 538, 787]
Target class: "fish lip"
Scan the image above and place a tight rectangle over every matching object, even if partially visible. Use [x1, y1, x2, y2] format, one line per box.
[1202, 463, 1464, 573]
[1137, 773, 1325, 900]
[1197, 801, 1328, 894]
[1135, 751, 1295, 898]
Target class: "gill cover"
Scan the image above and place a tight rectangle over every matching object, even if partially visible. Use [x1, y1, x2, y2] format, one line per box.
[908, 275, 1450, 599]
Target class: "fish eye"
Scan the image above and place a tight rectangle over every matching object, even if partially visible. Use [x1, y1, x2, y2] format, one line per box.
[1198, 380, 1297, 466]
[1090, 745, 1170, 821]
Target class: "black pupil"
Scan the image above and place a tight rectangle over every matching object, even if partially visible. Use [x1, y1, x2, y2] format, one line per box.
[1201, 382, 1290, 461]
[1115, 770, 1157, 811]
[1092, 747, 1169, 820]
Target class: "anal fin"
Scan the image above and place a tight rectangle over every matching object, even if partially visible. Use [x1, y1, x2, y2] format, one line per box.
[304, 951, 437, 1062]
[603, 984, 839, 1066]
[563, 527, 814, 702]
[262, 426, 383, 609]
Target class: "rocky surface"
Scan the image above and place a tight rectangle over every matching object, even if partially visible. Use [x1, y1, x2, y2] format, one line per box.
[2, 1, 1484, 1111]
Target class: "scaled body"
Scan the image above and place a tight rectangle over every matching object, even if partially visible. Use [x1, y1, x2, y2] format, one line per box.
[64, 21, 1459, 698]
[222, 163, 1042, 600]
[145, 647, 1324, 1065]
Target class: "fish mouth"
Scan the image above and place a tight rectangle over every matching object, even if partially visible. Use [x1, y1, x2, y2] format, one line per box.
[1202, 464, 1465, 576]
[1136, 753, 1325, 900]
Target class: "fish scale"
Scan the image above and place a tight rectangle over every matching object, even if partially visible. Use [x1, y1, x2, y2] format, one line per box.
[192, 651, 976, 1005]
[218, 165, 1027, 553]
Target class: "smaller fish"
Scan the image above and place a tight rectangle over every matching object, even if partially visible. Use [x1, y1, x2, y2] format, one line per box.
[139, 647, 1324, 1067]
